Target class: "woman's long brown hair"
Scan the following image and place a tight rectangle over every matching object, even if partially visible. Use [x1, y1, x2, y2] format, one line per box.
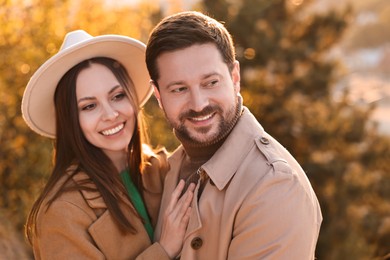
[25, 57, 150, 244]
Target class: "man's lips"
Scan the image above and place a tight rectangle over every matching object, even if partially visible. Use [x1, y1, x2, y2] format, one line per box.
[188, 113, 214, 122]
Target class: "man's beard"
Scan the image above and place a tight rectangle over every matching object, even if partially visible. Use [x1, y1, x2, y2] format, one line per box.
[169, 97, 239, 146]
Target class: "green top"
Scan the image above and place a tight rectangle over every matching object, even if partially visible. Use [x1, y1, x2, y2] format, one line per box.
[120, 169, 154, 241]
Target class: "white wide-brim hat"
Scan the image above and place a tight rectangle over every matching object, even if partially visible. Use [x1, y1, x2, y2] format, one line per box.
[21, 30, 152, 139]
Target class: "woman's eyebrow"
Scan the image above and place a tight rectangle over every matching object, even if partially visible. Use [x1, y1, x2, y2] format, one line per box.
[78, 85, 121, 104]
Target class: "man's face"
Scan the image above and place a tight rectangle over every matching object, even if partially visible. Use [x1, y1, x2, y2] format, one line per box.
[154, 43, 240, 144]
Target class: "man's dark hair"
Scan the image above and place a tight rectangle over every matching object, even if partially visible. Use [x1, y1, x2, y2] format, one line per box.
[146, 11, 236, 88]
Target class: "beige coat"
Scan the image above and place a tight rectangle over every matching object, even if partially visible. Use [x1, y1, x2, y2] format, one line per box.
[155, 107, 323, 260]
[33, 152, 169, 260]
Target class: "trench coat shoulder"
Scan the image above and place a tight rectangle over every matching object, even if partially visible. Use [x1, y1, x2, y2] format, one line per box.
[223, 109, 322, 259]
[226, 142, 322, 259]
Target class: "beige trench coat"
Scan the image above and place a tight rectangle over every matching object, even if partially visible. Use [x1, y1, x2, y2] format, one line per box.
[33, 152, 170, 260]
[155, 107, 323, 260]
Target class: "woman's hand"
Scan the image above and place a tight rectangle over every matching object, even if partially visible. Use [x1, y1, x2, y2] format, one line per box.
[159, 179, 195, 259]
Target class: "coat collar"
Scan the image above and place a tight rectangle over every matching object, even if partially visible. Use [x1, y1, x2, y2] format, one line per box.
[201, 107, 264, 190]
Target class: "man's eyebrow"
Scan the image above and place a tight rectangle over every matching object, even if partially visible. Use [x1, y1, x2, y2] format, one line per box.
[163, 72, 221, 90]
[202, 72, 220, 79]
[164, 81, 186, 89]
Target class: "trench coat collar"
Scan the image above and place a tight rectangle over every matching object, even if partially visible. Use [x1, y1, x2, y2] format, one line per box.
[201, 107, 264, 190]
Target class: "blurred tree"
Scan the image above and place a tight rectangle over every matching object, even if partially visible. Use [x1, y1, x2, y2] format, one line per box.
[0, 211, 30, 259]
[0, 0, 163, 255]
[199, 0, 390, 259]
[343, 0, 390, 50]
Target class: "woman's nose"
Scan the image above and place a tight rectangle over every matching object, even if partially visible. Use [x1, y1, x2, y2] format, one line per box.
[102, 105, 119, 121]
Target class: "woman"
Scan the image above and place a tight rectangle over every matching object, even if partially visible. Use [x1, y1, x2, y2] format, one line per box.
[22, 30, 194, 259]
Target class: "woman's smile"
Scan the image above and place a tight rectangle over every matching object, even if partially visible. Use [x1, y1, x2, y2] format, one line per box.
[101, 122, 125, 136]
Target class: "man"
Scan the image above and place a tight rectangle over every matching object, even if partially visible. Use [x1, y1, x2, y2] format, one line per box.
[146, 11, 322, 259]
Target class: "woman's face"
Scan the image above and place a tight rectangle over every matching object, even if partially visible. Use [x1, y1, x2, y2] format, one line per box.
[76, 63, 135, 161]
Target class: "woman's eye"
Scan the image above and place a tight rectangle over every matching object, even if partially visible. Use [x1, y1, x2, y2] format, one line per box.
[113, 92, 126, 101]
[81, 103, 96, 111]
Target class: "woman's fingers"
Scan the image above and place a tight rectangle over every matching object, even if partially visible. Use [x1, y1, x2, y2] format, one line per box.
[178, 183, 195, 225]
[169, 182, 195, 220]
[181, 206, 192, 226]
[165, 179, 186, 214]
[158, 181, 196, 258]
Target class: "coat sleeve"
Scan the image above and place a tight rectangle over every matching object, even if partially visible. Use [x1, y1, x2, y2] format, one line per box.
[227, 160, 322, 260]
[34, 199, 105, 260]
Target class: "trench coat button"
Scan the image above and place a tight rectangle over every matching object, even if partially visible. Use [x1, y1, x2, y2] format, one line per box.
[260, 137, 270, 145]
[191, 237, 203, 250]
[209, 178, 215, 186]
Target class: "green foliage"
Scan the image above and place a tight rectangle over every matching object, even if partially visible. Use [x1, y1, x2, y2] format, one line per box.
[201, 0, 390, 259]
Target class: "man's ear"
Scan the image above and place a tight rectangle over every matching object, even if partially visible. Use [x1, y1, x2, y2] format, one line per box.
[151, 80, 163, 109]
[232, 60, 241, 93]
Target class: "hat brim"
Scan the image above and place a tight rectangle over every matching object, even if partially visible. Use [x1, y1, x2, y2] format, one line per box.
[22, 35, 152, 139]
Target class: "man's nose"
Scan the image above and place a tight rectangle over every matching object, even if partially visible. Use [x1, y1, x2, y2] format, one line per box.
[189, 88, 208, 112]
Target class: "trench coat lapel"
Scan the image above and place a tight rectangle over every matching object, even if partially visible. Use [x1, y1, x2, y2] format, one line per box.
[184, 184, 203, 238]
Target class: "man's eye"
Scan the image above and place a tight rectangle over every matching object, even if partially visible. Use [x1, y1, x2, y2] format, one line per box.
[172, 86, 187, 93]
[206, 80, 219, 87]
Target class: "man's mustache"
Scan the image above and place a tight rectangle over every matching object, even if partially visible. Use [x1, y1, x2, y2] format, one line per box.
[179, 105, 222, 121]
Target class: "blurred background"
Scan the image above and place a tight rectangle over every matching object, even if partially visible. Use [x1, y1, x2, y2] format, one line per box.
[1, 0, 389, 259]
